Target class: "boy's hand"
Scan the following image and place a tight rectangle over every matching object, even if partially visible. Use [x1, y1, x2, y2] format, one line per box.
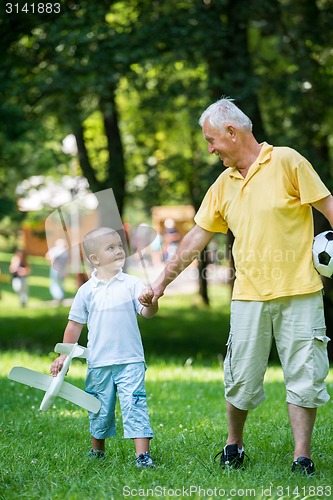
[50, 354, 67, 377]
[139, 287, 154, 307]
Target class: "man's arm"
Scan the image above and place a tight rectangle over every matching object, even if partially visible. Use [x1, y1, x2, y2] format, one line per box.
[312, 194, 333, 227]
[149, 224, 214, 303]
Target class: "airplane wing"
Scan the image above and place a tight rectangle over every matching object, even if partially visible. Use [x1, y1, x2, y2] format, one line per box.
[55, 343, 89, 359]
[58, 381, 101, 414]
[8, 367, 100, 414]
[8, 367, 52, 392]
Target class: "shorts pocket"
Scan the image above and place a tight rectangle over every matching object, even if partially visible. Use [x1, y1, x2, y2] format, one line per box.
[224, 332, 234, 383]
[132, 391, 147, 405]
[130, 391, 150, 432]
[311, 328, 330, 383]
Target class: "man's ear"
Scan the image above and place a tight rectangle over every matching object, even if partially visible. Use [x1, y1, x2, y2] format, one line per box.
[89, 254, 99, 266]
[226, 124, 236, 137]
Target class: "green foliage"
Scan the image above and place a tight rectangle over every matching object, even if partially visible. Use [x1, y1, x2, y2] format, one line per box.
[1, 0, 333, 235]
[251, 0, 333, 176]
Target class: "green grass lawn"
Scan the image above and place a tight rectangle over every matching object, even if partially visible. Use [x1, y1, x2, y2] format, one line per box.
[0, 353, 332, 500]
[0, 252, 332, 499]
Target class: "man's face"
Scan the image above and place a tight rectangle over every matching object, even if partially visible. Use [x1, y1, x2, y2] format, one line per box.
[91, 232, 125, 271]
[202, 120, 236, 168]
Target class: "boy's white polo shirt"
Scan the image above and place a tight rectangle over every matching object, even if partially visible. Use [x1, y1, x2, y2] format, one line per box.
[68, 269, 146, 368]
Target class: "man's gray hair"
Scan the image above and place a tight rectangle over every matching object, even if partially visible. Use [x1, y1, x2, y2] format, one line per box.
[199, 98, 252, 131]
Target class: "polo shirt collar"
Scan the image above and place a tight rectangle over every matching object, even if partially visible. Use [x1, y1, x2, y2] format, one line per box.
[229, 142, 273, 179]
[257, 142, 273, 164]
[91, 268, 125, 287]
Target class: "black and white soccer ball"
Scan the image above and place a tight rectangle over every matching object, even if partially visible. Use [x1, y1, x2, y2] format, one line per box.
[312, 230, 333, 278]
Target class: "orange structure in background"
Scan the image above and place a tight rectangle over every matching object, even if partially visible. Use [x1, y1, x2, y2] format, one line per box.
[22, 209, 98, 257]
[22, 205, 196, 257]
[22, 223, 48, 256]
[151, 205, 195, 238]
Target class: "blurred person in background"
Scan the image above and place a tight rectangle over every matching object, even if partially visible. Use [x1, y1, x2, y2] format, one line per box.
[45, 238, 70, 305]
[9, 249, 31, 307]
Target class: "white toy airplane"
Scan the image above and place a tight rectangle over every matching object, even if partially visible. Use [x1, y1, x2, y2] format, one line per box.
[8, 343, 101, 413]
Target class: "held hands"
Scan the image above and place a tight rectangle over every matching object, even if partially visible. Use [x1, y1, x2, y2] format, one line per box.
[50, 354, 67, 377]
[139, 283, 165, 306]
[139, 287, 155, 307]
[17, 267, 30, 277]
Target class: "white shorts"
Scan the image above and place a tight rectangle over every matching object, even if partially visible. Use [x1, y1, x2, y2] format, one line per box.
[224, 291, 330, 410]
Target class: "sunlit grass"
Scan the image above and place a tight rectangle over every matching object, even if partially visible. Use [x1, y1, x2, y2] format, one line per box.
[1, 351, 332, 500]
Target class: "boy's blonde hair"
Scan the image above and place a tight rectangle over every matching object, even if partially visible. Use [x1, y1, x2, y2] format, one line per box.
[83, 227, 119, 262]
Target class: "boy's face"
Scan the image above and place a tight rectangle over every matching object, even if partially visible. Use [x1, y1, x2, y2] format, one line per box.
[89, 232, 125, 272]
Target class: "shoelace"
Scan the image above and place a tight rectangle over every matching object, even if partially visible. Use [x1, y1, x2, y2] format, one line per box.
[213, 449, 249, 462]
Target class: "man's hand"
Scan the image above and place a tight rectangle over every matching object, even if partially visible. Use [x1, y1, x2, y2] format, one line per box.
[139, 280, 167, 306]
[50, 354, 67, 377]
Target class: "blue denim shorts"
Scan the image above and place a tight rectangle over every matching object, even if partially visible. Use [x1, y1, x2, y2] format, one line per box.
[85, 362, 153, 440]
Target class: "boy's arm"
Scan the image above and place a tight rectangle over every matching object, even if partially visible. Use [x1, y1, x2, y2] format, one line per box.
[140, 301, 158, 319]
[138, 287, 158, 318]
[50, 320, 84, 376]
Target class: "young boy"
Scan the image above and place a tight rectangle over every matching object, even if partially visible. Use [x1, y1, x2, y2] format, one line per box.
[50, 227, 158, 467]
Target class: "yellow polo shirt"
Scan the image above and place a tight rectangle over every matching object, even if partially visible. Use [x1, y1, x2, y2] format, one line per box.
[194, 143, 331, 300]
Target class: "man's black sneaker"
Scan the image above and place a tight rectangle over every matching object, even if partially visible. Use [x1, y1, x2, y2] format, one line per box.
[214, 444, 246, 469]
[292, 456, 315, 476]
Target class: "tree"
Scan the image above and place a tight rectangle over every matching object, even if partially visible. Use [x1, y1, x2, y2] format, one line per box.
[1, 1, 142, 217]
[1, 0, 333, 317]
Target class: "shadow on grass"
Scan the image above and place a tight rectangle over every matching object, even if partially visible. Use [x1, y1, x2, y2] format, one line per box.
[0, 296, 286, 365]
[0, 303, 230, 363]
[0, 308, 86, 353]
[140, 308, 230, 362]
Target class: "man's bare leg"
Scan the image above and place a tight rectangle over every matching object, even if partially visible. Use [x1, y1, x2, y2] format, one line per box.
[288, 403, 316, 460]
[226, 401, 248, 448]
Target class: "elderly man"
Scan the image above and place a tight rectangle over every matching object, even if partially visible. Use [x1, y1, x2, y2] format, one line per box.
[140, 98, 332, 475]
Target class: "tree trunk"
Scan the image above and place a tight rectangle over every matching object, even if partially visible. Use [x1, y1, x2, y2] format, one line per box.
[198, 250, 209, 305]
[73, 122, 98, 192]
[101, 92, 126, 217]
